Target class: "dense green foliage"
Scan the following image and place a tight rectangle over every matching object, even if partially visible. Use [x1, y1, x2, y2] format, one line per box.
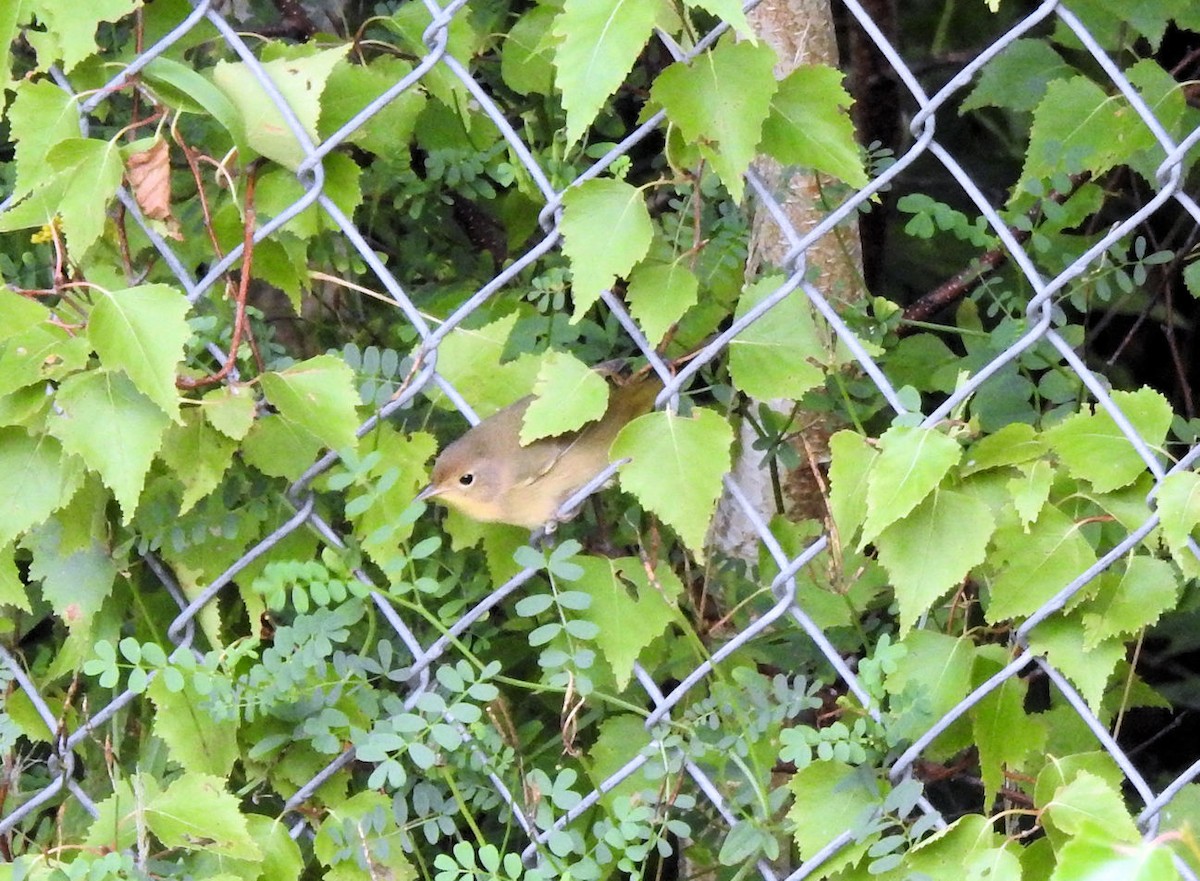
[3, 1, 1200, 881]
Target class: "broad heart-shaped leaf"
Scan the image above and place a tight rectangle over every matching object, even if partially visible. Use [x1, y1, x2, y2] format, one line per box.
[884, 631, 975, 755]
[432, 311, 541, 417]
[552, 0, 658, 146]
[212, 45, 348, 170]
[202, 384, 257, 441]
[652, 39, 778, 201]
[986, 505, 1097, 622]
[21, 0, 137, 72]
[1028, 613, 1125, 712]
[1043, 388, 1172, 493]
[0, 137, 125, 257]
[575, 556, 683, 690]
[902, 816, 1023, 881]
[23, 518, 116, 637]
[521, 351, 609, 444]
[1156, 471, 1200, 580]
[0, 428, 82, 547]
[972, 652, 1045, 808]
[5, 79, 80, 198]
[1018, 76, 1158, 192]
[625, 260, 698, 347]
[501, 4, 556, 97]
[1044, 772, 1141, 842]
[160, 410, 237, 513]
[1050, 829, 1176, 881]
[612, 408, 733, 559]
[89, 284, 191, 421]
[728, 276, 826, 400]
[760, 64, 868, 188]
[561, 178, 653, 322]
[146, 773, 260, 861]
[875, 487, 994, 634]
[960, 38, 1074, 114]
[258, 354, 359, 452]
[48, 371, 170, 522]
[1080, 555, 1178, 648]
[147, 676, 237, 777]
[787, 761, 877, 876]
[319, 56, 426, 159]
[827, 430, 878, 547]
[861, 425, 962, 546]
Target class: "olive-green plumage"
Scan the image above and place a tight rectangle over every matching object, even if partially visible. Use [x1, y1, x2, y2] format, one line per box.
[417, 372, 660, 528]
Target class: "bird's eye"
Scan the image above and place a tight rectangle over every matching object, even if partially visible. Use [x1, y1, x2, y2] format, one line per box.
[458, 472, 474, 487]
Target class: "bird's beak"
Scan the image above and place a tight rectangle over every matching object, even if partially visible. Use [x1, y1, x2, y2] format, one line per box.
[415, 484, 438, 503]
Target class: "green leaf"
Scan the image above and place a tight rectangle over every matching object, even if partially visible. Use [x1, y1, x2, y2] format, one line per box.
[319, 56, 426, 158]
[0, 428, 82, 546]
[501, 5, 557, 97]
[241, 414, 325, 481]
[142, 57, 247, 156]
[960, 38, 1073, 114]
[612, 408, 733, 559]
[1049, 830, 1176, 881]
[160, 410, 237, 513]
[1157, 471, 1200, 580]
[433, 312, 540, 417]
[728, 276, 826, 400]
[625, 260, 699, 347]
[760, 64, 868, 187]
[861, 425, 962, 545]
[255, 153, 363, 241]
[986, 505, 1097, 622]
[386, 3, 475, 121]
[560, 178, 653, 322]
[89, 284, 191, 421]
[0, 543, 30, 612]
[5, 79, 80, 198]
[972, 655, 1044, 807]
[827, 430, 878, 546]
[961, 422, 1044, 475]
[686, 0, 755, 39]
[23, 519, 116, 636]
[350, 427, 438, 578]
[1027, 614, 1124, 711]
[22, 0, 138, 72]
[520, 351, 610, 444]
[0, 137, 124, 256]
[1045, 772, 1141, 841]
[1044, 389, 1171, 493]
[876, 487, 994, 634]
[1008, 459, 1054, 527]
[148, 675, 238, 776]
[146, 773, 261, 860]
[203, 385, 257, 441]
[787, 761, 877, 875]
[48, 371, 170, 521]
[575, 556, 683, 689]
[652, 39, 778, 201]
[552, 0, 659, 146]
[587, 715, 653, 810]
[884, 631, 975, 754]
[1080, 556, 1179, 647]
[259, 354, 359, 452]
[212, 46, 348, 170]
[1019, 76, 1158, 190]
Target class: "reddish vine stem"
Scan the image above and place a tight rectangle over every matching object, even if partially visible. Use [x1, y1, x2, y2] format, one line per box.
[176, 164, 260, 390]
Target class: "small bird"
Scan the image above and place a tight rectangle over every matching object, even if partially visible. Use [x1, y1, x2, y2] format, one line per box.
[416, 368, 661, 529]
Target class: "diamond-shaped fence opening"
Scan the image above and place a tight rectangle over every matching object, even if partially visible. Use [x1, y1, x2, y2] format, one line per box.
[4, 1, 1200, 879]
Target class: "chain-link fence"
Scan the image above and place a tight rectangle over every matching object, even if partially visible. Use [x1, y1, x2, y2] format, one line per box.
[4, 0, 1200, 878]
